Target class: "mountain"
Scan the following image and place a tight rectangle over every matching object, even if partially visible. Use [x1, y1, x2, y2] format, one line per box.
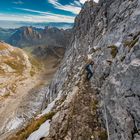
[42, 0, 139, 139]
[0, 28, 16, 41]
[6, 26, 42, 48]
[0, 41, 31, 97]
[2, 0, 140, 140]
[6, 26, 72, 49]
[0, 41, 65, 139]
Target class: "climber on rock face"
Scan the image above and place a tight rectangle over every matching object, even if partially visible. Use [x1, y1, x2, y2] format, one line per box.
[85, 60, 94, 81]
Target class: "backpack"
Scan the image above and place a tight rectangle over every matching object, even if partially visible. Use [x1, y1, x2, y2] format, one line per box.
[85, 64, 90, 71]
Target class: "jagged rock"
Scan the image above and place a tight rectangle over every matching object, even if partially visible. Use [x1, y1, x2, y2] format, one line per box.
[41, 0, 140, 140]
[4, 0, 140, 140]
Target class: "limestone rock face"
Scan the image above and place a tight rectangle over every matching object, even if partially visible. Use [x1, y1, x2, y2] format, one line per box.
[41, 0, 140, 140]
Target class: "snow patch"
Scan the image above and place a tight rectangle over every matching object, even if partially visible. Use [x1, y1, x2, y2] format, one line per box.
[37, 101, 54, 119]
[27, 120, 50, 140]
[37, 90, 62, 118]
[115, 42, 121, 47]
[27, 90, 62, 140]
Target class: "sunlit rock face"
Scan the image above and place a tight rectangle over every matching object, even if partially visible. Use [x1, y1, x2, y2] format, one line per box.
[41, 0, 140, 139]
[2, 0, 140, 139]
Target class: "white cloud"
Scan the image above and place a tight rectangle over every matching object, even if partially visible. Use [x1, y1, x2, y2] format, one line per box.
[48, 0, 81, 14]
[13, 0, 24, 5]
[0, 0, 100, 28]
[0, 11, 75, 23]
[13, 0, 100, 24]
[15, 8, 75, 22]
[15, 8, 49, 14]
[73, 1, 82, 7]
[48, 0, 99, 14]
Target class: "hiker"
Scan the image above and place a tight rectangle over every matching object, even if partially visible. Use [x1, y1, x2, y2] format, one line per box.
[85, 60, 94, 81]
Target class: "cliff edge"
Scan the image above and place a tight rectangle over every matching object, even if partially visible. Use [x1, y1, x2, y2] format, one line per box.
[7, 0, 140, 140]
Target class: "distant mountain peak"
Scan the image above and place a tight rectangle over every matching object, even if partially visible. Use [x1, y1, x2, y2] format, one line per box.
[6, 26, 72, 48]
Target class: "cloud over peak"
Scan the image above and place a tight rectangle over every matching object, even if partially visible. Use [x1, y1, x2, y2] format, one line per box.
[48, 0, 82, 14]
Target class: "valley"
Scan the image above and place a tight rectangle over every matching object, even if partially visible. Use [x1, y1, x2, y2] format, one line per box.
[0, 40, 65, 139]
[0, 0, 140, 139]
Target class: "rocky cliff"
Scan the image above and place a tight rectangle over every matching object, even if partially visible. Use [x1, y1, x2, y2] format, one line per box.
[5, 0, 140, 140]
[36, 0, 140, 140]
[0, 41, 63, 140]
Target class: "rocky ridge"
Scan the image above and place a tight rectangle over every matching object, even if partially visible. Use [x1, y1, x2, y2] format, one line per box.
[3, 0, 140, 140]
[39, 0, 140, 140]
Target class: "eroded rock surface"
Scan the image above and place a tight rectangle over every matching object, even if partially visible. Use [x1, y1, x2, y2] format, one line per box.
[3, 0, 140, 140]
[41, 0, 140, 140]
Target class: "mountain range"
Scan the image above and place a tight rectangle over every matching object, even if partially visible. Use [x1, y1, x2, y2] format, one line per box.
[6, 26, 72, 48]
[0, 26, 72, 58]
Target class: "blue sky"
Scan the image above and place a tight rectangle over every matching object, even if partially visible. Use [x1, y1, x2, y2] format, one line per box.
[0, 0, 98, 28]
